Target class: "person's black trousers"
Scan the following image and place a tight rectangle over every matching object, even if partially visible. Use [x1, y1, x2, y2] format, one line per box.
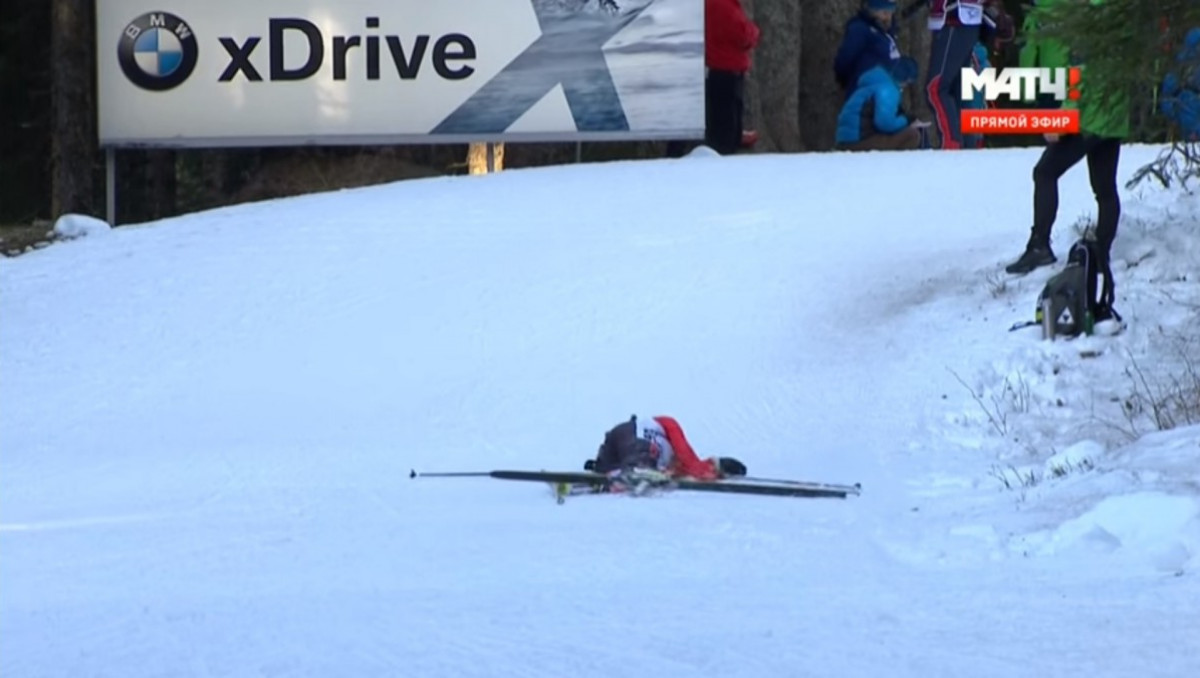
[1030, 134, 1122, 253]
[705, 68, 745, 155]
[925, 24, 980, 149]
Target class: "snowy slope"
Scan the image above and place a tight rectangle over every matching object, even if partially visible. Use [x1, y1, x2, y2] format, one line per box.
[2, 145, 1198, 677]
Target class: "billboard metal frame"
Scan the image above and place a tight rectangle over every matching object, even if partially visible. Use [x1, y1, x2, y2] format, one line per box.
[95, 0, 705, 225]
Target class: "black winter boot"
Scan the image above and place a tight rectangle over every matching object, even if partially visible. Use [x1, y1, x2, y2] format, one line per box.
[1005, 240, 1057, 274]
[717, 457, 747, 478]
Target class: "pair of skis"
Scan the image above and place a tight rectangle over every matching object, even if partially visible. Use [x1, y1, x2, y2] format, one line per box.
[410, 468, 862, 503]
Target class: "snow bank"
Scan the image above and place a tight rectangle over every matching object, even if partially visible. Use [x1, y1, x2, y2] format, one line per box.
[1002, 425, 1200, 574]
[684, 145, 721, 159]
[52, 214, 111, 240]
[910, 176, 1200, 575]
[5, 142, 1198, 678]
[942, 188, 1200, 460]
[1043, 439, 1103, 477]
[1022, 491, 1199, 573]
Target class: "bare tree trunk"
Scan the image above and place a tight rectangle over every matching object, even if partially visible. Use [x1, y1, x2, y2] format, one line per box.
[894, 5, 933, 123]
[1, 2, 53, 222]
[468, 143, 505, 174]
[744, 0, 803, 152]
[50, 0, 98, 219]
[797, 0, 861, 152]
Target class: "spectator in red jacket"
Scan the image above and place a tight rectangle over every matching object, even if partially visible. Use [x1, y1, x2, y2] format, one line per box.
[705, 0, 760, 155]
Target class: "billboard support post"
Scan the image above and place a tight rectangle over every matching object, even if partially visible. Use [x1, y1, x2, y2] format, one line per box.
[105, 147, 116, 227]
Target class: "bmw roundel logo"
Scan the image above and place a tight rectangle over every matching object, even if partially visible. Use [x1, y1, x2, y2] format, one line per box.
[117, 12, 198, 91]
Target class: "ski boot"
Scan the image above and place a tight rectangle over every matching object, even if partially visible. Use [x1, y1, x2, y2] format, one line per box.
[1005, 235, 1057, 274]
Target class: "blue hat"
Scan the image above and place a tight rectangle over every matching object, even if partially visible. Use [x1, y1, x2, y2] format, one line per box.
[865, 0, 897, 10]
[890, 56, 918, 84]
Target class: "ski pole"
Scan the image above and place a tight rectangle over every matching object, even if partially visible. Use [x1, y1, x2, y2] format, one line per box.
[739, 476, 862, 494]
[409, 470, 494, 478]
[411, 469, 609, 484]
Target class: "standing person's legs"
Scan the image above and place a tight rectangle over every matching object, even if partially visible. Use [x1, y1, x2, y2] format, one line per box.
[731, 72, 746, 149]
[925, 24, 980, 149]
[705, 69, 718, 149]
[1030, 135, 1090, 247]
[1005, 135, 1089, 273]
[705, 69, 740, 155]
[1085, 138, 1122, 255]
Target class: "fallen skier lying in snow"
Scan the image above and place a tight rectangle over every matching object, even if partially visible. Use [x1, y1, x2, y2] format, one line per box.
[584, 415, 747, 481]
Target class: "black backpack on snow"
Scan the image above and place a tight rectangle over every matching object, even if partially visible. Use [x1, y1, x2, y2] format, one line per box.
[1033, 239, 1122, 338]
[587, 415, 656, 474]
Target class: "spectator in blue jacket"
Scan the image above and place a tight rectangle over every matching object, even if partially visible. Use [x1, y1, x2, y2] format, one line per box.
[835, 57, 931, 151]
[834, 0, 901, 100]
[1161, 27, 1200, 140]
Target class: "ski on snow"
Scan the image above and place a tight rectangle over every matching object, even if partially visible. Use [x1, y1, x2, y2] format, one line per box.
[411, 468, 862, 502]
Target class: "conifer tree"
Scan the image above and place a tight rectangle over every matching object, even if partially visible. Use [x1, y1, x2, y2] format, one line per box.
[1028, 0, 1200, 188]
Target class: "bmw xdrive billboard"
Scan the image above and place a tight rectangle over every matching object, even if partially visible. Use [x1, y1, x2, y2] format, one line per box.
[95, 0, 705, 147]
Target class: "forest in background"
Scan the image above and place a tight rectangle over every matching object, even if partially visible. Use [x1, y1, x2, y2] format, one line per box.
[0, 0, 1193, 232]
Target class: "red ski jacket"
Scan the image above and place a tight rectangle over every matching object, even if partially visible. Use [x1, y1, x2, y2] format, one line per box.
[706, 0, 760, 74]
[653, 416, 721, 481]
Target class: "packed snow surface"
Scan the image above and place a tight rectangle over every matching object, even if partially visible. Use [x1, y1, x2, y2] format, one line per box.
[2, 144, 1198, 677]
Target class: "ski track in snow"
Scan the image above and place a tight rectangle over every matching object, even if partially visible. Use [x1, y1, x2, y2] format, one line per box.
[2, 146, 1199, 677]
